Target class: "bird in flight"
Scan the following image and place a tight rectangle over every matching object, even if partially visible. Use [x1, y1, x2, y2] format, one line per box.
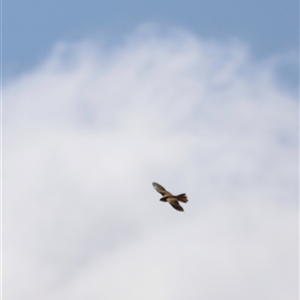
[152, 182, 188, 212]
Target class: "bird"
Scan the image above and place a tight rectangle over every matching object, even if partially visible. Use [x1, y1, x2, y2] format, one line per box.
[152, 182, 188, 212]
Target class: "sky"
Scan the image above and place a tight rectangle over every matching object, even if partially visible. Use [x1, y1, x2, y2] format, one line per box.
[3, 0, 299, 84]
[3, 1, 299, 300]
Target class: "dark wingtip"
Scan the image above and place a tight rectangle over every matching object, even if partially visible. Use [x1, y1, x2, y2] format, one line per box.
[170, 202, 184, 211]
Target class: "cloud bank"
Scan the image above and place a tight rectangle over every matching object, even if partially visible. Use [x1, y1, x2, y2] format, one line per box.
[4, 28, 298, 300]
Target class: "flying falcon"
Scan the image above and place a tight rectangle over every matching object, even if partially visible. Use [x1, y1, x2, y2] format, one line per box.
[152, 182, 188, 212]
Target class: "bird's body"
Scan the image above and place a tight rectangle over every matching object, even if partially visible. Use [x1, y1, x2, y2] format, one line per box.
[152, 182, 188, 211]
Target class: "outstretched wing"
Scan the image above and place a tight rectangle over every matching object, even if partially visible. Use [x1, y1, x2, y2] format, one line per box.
[169, 200, 184, 212]
[152, 182, 167, 196]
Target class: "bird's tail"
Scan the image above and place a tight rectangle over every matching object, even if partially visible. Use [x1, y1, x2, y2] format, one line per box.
[175, 194, 188, 203]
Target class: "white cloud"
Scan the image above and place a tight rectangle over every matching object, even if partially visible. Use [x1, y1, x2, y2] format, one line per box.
[3, 28, 298, 300]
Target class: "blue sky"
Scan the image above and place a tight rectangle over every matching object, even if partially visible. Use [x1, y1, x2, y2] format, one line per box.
[3, 1, 299, 300]
[4, 0, 299, 80]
